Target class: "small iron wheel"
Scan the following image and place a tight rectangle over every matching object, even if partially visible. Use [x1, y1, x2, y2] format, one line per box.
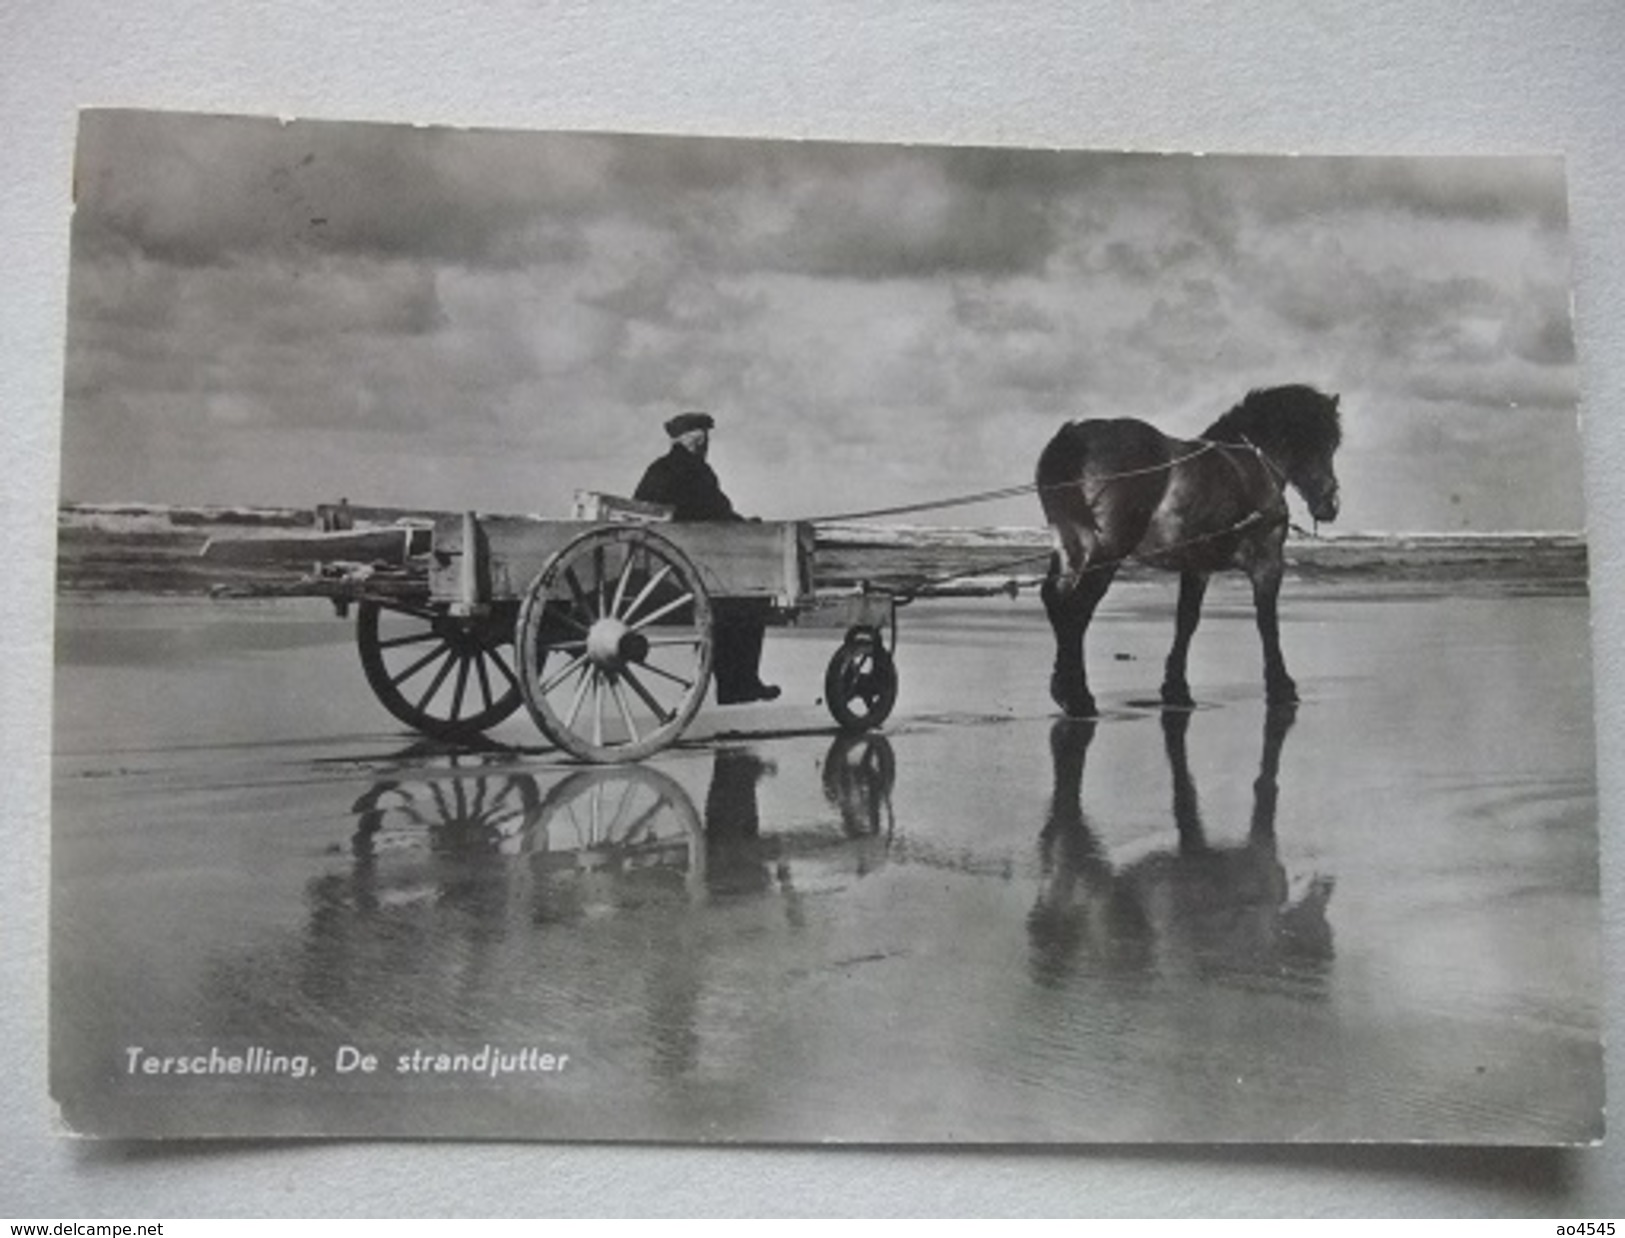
[824, 631, 898, 732]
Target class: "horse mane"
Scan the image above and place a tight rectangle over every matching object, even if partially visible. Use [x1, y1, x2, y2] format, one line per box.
[1200, 385, 1342, 459]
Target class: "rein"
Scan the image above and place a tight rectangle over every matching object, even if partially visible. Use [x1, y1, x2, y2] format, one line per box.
[879, 506, 1293, 604]
[1237, 432, 1326, 539]
[803, 437, 1308, 601]
[797, 441, 1224, 525]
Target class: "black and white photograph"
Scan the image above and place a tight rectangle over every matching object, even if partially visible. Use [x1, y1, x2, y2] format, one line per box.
[51, 108, 1600, 1144]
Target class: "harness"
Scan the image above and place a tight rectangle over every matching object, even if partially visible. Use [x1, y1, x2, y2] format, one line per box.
[804, 436, 1302, 600]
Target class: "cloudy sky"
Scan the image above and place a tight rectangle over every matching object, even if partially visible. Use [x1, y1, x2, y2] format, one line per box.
[62, 110, 1582, 532]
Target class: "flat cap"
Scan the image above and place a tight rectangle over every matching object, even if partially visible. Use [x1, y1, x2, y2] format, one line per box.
[664, 411, 715, 437]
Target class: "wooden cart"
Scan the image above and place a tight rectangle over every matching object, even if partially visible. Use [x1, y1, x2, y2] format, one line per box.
[214, 506, 900, 763]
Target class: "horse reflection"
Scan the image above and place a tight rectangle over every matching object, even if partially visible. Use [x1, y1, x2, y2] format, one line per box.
[1030, 707, 1334, 989]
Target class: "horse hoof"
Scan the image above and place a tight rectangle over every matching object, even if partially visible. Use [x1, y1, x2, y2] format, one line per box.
[1266, 680, 1299, 706]
[1053, 688, 1099, 719]
[1046, 669, 1098, 718]
[1160, 683, 1195, 709]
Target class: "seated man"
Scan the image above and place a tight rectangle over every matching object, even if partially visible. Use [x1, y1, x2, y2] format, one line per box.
[634, 411, 780, 704]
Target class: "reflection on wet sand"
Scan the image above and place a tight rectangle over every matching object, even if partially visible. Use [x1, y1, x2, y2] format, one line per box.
[52, 591, 1601, 1141]
[275, 734, 902, 1085]
[1030, 706, 1335, 991]
[335, 731, 897, 907]
[822, 733, 897, 843]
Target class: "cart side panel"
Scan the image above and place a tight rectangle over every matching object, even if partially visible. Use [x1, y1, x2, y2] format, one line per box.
[429, 516, 816, 608]
[794, 590, 896, 632]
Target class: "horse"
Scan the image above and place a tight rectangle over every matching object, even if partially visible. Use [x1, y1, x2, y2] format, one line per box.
[1036, 384, 1342, 717]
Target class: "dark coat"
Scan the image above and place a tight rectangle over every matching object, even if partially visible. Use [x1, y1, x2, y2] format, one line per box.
[634, 445, 743, 522]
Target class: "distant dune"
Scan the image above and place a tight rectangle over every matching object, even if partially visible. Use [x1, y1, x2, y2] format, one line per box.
[55, 501, 1590, 598]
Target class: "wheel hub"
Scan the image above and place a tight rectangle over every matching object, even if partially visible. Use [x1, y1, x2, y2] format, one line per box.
[585, 618, 648, 670]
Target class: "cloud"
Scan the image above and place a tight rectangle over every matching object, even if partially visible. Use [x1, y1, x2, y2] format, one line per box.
[61, 113, 1585, 530]
[71, 115, 1103, 284]
[73, 110, 615, 270]
[1221, 154, 1570, 230]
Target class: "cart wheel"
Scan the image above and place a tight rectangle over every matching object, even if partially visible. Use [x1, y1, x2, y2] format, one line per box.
[530, 765, 702, 857]
[350, 769, 543, 856]
[356, 600, 524, 740]
[516, 526, 713, 763]
[523, 766, 706, 909]
[825, 630, 899, 732]
[821, 732, 897, 838]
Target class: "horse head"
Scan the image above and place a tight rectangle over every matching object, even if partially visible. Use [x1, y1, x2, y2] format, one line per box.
[1289, 390, 1342, 523]
[1292, 433, 1341, 524]
[1206, 386, 1343, 525]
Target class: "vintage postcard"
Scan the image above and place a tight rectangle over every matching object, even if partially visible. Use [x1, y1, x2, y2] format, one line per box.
[52, 109, 1600, 1141]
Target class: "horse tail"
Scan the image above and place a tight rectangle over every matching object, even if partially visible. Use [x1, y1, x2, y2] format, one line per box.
[1036, 422, 1097, 588]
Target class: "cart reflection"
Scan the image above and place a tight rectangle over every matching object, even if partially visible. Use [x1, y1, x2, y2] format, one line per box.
[334, 731, 898, 919]
[275, 734, 902, 1079]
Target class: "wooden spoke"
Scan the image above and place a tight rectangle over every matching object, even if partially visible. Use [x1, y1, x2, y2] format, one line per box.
[627, 590, 696, 633]
[485, 646, 521, 693]
[609, 544, 637, 619]
[619, 797, 667, 846]
[448, 652, 471, 722]
[591, 677, 605, 750]
[413, 646, 461, 713]
[389, 642, 452, 690]
[562, 566, 595, 626]
[552, 609, 591, 637]
[528, 766, 704, 890]
[629, 657, 695, 692]
[376, 630, 444, 651]
[617, 663, 675, 725]
[618, 563, 673, 627]
[539, 650, 590, 696]
[610, 677, 643, 746]
[563, 664, 595, 732]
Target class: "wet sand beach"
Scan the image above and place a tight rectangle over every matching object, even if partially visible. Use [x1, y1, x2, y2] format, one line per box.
[50, 583, 1602, 1142]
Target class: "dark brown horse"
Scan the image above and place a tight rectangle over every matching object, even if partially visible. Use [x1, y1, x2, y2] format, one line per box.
[1037, 385, 1342, 717]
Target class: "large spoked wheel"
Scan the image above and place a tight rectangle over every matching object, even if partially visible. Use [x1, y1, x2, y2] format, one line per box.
[516, 526, 713, 763]
[531, 766, 703, 859]
[350, 771, 544, 855]
[825, 629, 899, 732]
[525, 766, 707, 907]
[356, 600, 525, 740]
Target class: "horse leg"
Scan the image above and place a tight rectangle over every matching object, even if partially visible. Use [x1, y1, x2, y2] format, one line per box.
[1249, 701, 1297, 842]
[1041, 553, 1117, 718]
[1160, 570, 1208, 708]
[1160, 708, 1206, 855]
[1249, 560, 1298, 705]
